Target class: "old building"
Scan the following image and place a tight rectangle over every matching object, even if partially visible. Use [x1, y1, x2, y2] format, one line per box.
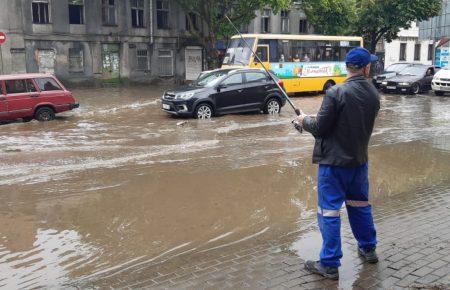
[0, 0, 204, 86]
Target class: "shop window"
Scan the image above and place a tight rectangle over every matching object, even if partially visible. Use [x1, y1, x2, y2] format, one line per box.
[69, 0, 84, 24]
[69, 47, 84, 72]
[102, 0, 116, 26]
[131, 0, 144, 27]
[136, 49, 149, 70]
[261, 9, 271, 33]
[158, 50, 173, 76]
[32, 0, 50, 24]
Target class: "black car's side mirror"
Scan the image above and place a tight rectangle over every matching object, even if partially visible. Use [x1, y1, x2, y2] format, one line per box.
[216, 84, 227, 92]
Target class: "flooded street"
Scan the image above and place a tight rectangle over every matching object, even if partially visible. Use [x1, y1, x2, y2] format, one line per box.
[0, 86, 449, 288]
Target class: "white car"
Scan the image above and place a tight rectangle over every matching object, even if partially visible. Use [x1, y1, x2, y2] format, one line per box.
[432, 65, 450, 96]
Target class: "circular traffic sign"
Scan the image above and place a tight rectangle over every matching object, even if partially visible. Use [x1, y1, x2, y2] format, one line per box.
[0, 32, 6, 45]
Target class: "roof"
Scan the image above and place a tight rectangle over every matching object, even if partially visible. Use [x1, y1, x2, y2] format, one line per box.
[231, 34, 363, 42]
[0, 73, 55, 81]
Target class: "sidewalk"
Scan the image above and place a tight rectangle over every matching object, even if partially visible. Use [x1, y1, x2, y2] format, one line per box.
[84, 184, 450, 289]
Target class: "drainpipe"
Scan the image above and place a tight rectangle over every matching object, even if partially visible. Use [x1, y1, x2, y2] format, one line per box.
[149, 0, 154, 44]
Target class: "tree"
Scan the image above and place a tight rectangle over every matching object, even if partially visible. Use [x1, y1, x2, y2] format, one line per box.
[175, 0, 291, 69]
[301, 0, 442, 53]
[354, 0, 442, 52]
[302, 0, 355, 35]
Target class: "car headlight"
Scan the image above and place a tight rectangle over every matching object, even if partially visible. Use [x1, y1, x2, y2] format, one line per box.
[176, 92, 195, 100]
[382, 81, 388, 85]
[399, 82, 410, 86]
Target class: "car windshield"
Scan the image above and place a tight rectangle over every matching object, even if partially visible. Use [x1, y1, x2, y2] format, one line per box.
[385, 63, 410, 73]
[398, 66, 427, 76]
[194, 70, 231, 87]
[222, 38, 256, 66]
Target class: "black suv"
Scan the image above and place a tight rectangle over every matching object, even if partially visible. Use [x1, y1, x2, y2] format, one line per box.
[161, 68, 286, 119]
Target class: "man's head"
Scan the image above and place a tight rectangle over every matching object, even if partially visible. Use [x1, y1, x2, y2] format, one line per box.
[345, 47, 378, 77]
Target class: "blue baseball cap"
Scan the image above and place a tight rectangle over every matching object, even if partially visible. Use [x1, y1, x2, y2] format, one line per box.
[345, 47, 378, 69]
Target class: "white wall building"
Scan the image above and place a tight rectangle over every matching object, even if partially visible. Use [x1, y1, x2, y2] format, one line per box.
[384, 22, 434, 67]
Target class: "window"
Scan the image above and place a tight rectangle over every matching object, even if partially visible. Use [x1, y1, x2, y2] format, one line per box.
[256, 46, 269, 62]
[222, 73, 243, 86]
[428, 44, 434, 60]
[5, 80, 37, 94]
[69, 0, 84, 24]
[32, 0, 50, 24]
[156, 0, 169, 29]
[69, 47, 84, 72]
[245, 72, 267, 83]
[102, 0, 116, 26]
[261, 9, 271, 33]
[131, 0, 144, 27]
[399, 43, 407, 61]
[414, 44, 421, 61]
[136, 49, 149, 70]
[281, 10, 289, 34]
[34, 78, 62, 91]
[186, 12, 199, 31]
[158, 50, 173, 76]
[299, 19, 307, 34]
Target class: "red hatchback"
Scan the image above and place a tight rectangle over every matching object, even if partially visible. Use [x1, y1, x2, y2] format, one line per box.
[0, 73, 79, 122]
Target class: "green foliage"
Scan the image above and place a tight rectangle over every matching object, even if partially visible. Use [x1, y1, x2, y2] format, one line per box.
[302, 0, 356, 35]
[301, 0, 442, 52]
[175, 0, 292, 68]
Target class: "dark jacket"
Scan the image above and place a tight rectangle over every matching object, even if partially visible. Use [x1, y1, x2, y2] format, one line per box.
[303, 75, 380, 167]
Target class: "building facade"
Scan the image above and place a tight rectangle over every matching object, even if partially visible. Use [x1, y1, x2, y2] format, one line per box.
[0, 0, 204, 86]
[419, 1, 450, 67]
[383, 22, 433, 67]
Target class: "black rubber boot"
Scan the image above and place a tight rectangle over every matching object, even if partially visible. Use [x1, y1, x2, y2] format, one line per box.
[358, 247, 379, 264]
[304, 260, 339, 280]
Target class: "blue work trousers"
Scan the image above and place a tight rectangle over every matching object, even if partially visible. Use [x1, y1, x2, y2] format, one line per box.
[317, 163, 377, 268]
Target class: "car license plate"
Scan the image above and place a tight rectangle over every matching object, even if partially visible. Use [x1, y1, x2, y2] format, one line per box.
[387, 86, 396, 90]
[162, 104, 170, 110]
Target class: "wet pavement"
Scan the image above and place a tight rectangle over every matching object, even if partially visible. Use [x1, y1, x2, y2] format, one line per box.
[0, 86, 449, 289]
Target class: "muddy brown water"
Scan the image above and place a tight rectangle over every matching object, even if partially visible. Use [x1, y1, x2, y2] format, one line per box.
[0, 86, 449, 288]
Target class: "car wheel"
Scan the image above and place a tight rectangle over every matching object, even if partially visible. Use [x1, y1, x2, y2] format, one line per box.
[264, 98, 281, 114]
[35, 107, 55, 122]
[435, 91, 445, 96]
[22, 117, 33, 123]
[194, 103, 213, 119]
[411, 83, 420, 95]
[323, 80, 335, 92]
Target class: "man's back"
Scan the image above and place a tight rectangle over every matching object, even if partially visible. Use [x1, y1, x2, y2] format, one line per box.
[303, 75, 380, 167]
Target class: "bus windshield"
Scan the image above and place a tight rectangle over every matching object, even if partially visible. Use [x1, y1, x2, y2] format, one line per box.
[222, 38, 255, 66]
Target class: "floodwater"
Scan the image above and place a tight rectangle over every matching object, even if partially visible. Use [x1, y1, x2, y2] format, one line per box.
[0, 86, 449, 288]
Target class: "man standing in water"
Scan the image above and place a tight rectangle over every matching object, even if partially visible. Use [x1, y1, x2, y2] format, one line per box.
[297, 47, 380, 280]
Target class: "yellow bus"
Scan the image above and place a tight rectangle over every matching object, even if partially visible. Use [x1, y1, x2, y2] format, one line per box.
[221, 34, 364, 93]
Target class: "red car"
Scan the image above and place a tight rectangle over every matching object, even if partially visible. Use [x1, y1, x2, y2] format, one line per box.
[0, 73, 79, 122]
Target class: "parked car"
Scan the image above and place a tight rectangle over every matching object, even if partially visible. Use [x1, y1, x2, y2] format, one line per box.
[380, 65, 436, 94]
[432, 64, 450, 96]
[161, 68, 286, 119]
[372, 63, 416, 88]
[0, 73, 79, 122]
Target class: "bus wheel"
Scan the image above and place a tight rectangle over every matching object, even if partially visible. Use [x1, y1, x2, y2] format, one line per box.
[323, 80, 335, 92]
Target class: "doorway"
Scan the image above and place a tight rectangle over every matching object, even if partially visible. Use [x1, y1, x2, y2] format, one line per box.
[102, 44, 120, 84]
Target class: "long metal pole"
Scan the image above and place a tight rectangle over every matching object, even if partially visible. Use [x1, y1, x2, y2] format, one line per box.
[224, 15, 302, 117]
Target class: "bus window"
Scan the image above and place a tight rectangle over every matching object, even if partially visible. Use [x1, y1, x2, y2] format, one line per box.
[258, 39, 279, 62]
[256, 46, 269, 62]
[223, 38, 255, 66]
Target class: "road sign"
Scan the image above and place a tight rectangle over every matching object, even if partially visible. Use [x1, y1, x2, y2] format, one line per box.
[0, 32, 6, 45]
